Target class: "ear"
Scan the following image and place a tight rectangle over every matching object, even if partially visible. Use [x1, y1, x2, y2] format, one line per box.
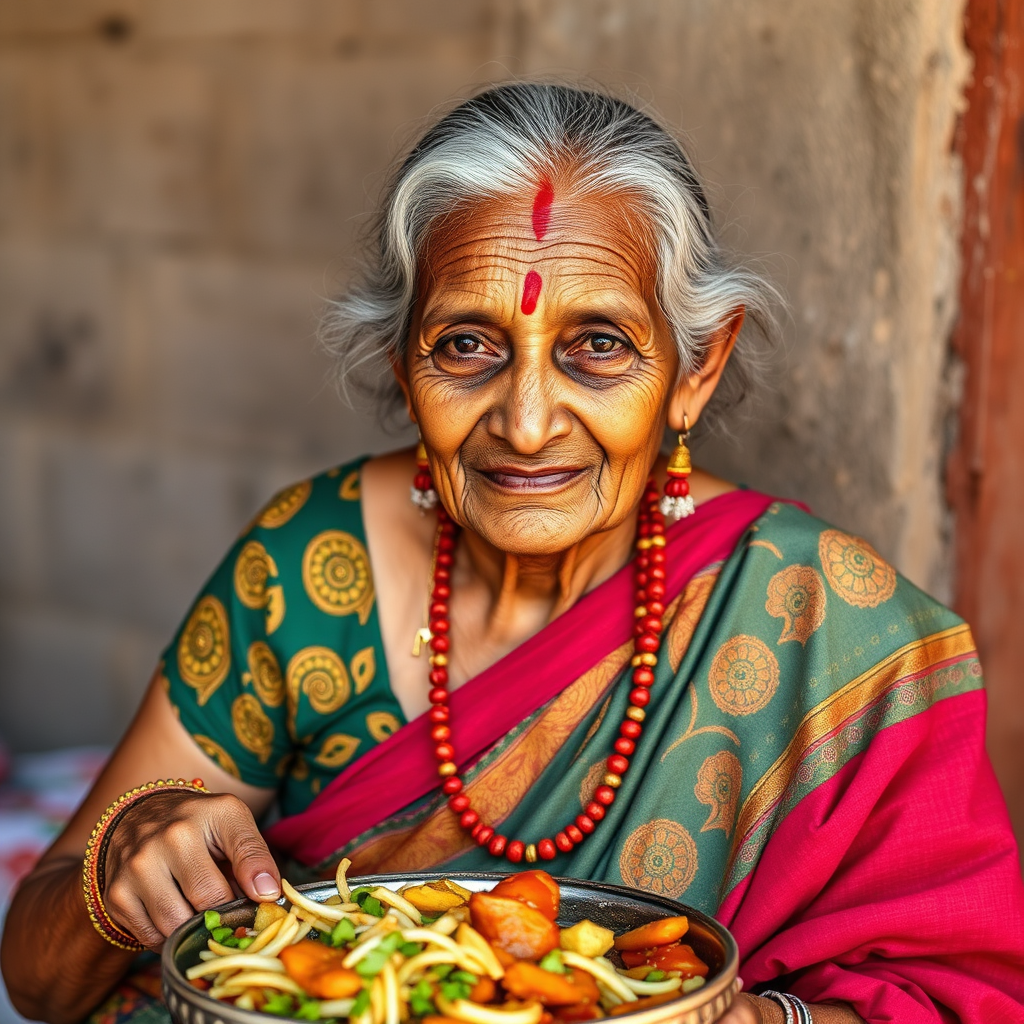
[390, 353, 417, 424]
[667, 308, 745, 432]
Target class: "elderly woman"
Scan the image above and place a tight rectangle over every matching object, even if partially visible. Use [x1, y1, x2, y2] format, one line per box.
[3, 83, 1024, 1024]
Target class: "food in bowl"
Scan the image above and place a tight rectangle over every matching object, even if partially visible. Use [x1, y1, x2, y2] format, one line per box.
[183, 862, 710, 1022]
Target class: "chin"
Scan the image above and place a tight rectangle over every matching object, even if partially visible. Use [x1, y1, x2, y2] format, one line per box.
[468, 505, 597, 556]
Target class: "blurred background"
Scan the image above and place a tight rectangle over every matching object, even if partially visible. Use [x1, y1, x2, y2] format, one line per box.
[0, 0, 1021, 919]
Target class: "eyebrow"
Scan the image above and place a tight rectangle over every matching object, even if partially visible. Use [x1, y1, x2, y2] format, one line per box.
[559, 304, 650, 326]
[419, 305, 508, 331]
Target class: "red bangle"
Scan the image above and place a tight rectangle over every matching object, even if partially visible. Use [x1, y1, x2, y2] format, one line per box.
[81, 778, 207, 951]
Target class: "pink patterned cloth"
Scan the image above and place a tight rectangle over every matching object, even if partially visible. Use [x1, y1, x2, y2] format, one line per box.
[720, 690, 1024, 1023]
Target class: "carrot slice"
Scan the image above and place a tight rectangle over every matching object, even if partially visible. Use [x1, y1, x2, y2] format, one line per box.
[619, 942, 709, 978]
[491, 870, 561, 920]
[566, 967, 601, 1005]
[502, 962, 586, 1006]
[279, 939, 364, 998]
[469, 893, 561, 961]
[470, 977, 498, 1003]
[552, 1006, 604, 1022]
[612, 917, 689, 952]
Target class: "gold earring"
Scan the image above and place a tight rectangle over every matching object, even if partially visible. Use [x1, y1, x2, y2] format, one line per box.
[660, 415, 695, 520]
[411, 437, 438, 511]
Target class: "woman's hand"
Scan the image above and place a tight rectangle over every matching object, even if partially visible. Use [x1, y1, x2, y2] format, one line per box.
[718, 993, 781, 1024]
[1, 680, 277, 1023]
[102, 788, 280, 947]
[717, 989, 865, 1023]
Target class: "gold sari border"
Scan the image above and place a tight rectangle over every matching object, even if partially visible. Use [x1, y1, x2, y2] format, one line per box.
[724, 624, 980, 892]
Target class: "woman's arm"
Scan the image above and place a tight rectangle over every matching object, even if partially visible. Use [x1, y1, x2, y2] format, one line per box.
[0, 676, 280, 1024]
[725, 993, 865, 1023]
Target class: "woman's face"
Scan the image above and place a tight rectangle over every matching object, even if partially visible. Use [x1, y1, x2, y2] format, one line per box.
[399, 184, 682, 555]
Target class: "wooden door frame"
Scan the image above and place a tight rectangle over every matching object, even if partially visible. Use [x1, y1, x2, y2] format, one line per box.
[950, 0, 1024, 856]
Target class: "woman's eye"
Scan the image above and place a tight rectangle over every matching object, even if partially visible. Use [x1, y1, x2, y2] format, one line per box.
[431, 333, 503, 376]
[441, 334, 487, 356]
[577, 333, 631, 357]
[558, 332, 637, 380]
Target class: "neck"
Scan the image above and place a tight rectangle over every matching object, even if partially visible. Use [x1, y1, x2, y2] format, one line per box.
[454, 506, 640, 646]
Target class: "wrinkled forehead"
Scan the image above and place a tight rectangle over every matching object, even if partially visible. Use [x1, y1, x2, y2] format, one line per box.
[418, 183, 659, 301]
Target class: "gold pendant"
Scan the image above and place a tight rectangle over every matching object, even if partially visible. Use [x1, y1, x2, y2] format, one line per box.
[412, 626, 432, 657]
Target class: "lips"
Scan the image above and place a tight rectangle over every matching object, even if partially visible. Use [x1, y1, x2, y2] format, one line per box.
[479, 466, 585, 492]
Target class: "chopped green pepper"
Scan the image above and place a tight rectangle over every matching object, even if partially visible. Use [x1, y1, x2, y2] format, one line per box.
[409, 979, 436, 1017]
[295, 998, 322, 1020]
[539, 950, 566, 974]
[378, 932, 405, 955]
[439, 979, 473, 1002]
[355, 948, 391, 978]
[351, 989, 371, 1017]
[262, 992, 297, 1016]
[203, 910, 221, 932]
[331, 918, 356, 946]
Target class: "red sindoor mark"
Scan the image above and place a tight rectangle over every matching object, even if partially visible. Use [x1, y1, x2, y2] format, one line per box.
[522, 180, 554, 313]
[521, 271, 543, 315]
[532, 180, 555, 240]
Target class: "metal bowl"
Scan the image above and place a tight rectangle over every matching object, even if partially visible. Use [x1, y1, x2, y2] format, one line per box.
[163, 872, 739, 1024]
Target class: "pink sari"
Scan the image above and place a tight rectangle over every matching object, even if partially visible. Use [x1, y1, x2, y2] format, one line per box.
[266, 491, 1024, 1023]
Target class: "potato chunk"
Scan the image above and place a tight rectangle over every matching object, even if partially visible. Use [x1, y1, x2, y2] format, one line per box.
[559, 919, 614, 958]
[253, 901, 288, 932]
[402, 879, 473, 914]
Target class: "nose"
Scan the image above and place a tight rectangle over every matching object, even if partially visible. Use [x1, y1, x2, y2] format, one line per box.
[487, 348, 571, 454]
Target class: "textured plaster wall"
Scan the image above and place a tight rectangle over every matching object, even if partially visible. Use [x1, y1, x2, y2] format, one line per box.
[0, 0, 969, 751]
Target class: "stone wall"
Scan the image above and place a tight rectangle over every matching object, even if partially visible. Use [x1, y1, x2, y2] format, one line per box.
[0, 0, 969, 751]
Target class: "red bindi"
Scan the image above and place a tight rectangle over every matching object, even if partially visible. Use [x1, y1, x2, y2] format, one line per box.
[521, 270, 543, 315]
[531, 180, 554, 241]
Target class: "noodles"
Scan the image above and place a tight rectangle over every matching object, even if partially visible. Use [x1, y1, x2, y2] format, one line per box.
[187, 869, 711, 1021]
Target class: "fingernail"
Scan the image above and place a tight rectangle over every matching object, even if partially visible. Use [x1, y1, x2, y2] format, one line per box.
[254, 872, 280, 898]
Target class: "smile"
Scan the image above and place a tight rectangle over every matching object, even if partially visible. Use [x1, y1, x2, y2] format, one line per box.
[480, 466, 586, 492]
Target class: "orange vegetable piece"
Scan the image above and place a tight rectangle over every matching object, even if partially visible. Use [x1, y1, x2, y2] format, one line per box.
[469, 892, 561, 961]
[609, 992, 682, 1016]
[567, 968, 601, 1005]
[423, 1017, 469, 1024]
[612, 916, 689, 952]
[553, 1006, 603, 1022]
[502, 962, 585, 1006]
[490, 870, 561, 921]
[619, 942, 709, 978]
[469, 977, 498, 1003]
[493, 946, 518, 968]
[279, 939, 364, 999]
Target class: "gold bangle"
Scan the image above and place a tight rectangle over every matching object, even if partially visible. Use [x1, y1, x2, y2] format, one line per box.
[81, 778, 208, 951]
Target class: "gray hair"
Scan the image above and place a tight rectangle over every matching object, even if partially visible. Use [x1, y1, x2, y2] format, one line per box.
[321, 81, 780, 425]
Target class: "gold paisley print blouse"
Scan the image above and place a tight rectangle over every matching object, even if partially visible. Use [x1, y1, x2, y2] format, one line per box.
[163, 458, 404, 817]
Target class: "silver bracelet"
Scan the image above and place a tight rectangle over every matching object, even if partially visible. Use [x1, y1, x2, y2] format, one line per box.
[760, 990, 813, 1024]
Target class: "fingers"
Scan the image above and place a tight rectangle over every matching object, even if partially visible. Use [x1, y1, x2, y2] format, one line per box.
[105, 860, 204, 949]
[101, 790, 273, 946]
[203, 794, 281, 902]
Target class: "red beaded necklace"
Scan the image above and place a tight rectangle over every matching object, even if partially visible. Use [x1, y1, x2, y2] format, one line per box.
[423, 475, 667, 865]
